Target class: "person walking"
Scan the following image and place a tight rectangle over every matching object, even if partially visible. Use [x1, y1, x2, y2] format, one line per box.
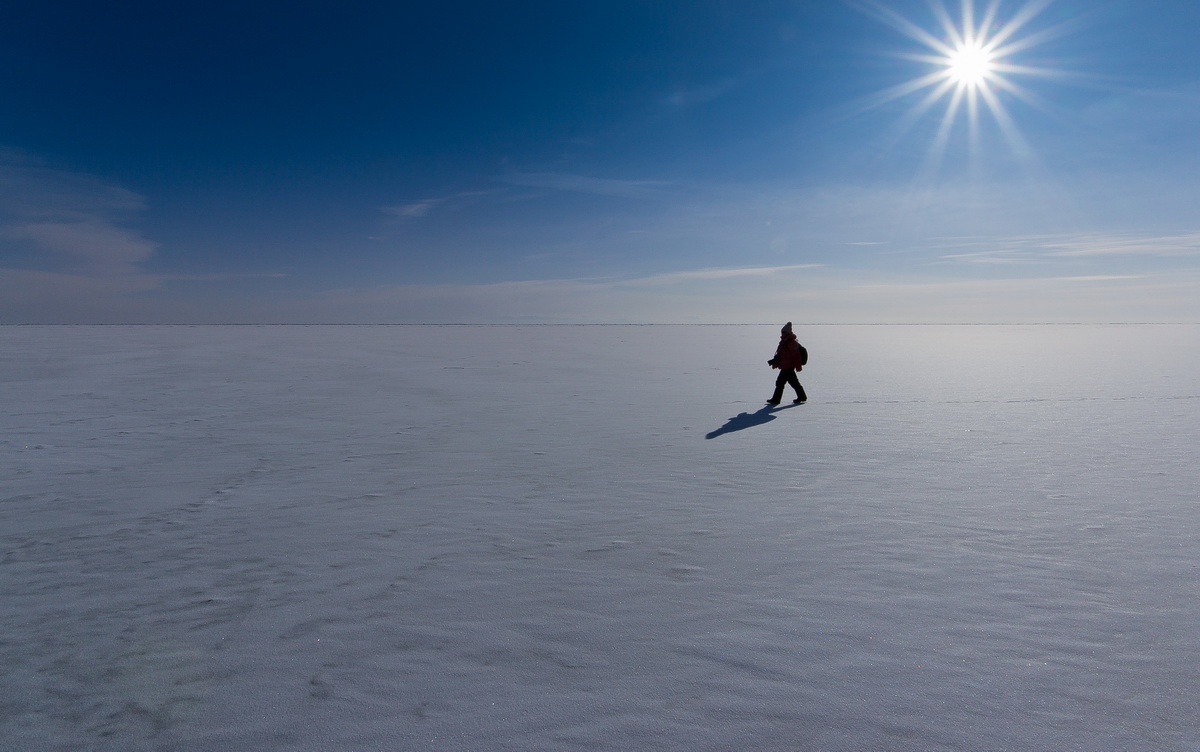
[767, 321, 807, 405]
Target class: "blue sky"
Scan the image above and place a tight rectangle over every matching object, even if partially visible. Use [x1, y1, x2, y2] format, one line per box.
[2, 0, 1198, 323]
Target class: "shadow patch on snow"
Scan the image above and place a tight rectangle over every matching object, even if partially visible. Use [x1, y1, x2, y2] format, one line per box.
[705, 403, 797, 439]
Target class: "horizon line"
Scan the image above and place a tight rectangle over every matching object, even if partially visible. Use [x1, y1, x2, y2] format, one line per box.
[3, 322, 1197, 327]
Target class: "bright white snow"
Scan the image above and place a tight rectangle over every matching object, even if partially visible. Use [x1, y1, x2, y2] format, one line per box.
[3, 323, 1200, 750]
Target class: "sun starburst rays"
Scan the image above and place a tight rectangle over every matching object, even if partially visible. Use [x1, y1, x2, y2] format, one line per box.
[849, 0, 1066, 178]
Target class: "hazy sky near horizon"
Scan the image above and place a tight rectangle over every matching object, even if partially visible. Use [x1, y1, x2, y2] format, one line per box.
[2, 0, 1199, 323]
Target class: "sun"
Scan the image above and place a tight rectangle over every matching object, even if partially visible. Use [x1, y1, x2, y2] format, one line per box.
[851, 0, 1070, 169]
[947, 41, 994, 87]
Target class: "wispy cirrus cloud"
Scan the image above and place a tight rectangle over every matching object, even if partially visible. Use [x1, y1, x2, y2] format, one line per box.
[939, 246, 1044, 264]
[663, 77, 740, 108]
[382, 199, 445, 219]
[381, 190, 497, 223]
[937, 231, 1200, 264]
[502, 171, 672, 199]
[1040, 232, 1200, 258]
[0, 153, 170, 321]
[4, 220, 157, 271]
[1056, 275, 1147, 281]
[0, 155, 159, 277]
[624, 263, 824, 286]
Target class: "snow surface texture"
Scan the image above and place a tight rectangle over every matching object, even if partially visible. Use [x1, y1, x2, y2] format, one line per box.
[3, 324, 1200, 751]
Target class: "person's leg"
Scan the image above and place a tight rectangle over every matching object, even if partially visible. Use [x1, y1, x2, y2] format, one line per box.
[769, 371, 787, 404]
[787, 371, 807, 402]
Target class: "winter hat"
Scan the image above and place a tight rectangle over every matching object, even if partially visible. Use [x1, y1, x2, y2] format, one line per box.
[781, 321, 793, 335]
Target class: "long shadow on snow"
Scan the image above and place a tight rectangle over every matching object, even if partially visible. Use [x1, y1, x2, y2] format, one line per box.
[705, 403, 797, 439]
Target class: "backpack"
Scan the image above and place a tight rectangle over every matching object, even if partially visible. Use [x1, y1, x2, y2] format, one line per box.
[797, 344, 808, 367]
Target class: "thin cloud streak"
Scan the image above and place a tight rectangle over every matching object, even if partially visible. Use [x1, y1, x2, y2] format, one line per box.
[1042, 232, 1200, 257]
[1058, 275, 1146, 281]
[502, 172, 673, 199]
[663, 77, 740, 108]
[0, 159, 162, 280]
[381, 190, 498, 222]
[937, 232, 1200, 263]
[625, 264, 825, 286]
[383, 199, 445, 219]
[3, 221, 157, 272]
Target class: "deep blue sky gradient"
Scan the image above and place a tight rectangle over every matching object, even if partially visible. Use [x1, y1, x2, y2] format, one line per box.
[3, 0, 1199, 322]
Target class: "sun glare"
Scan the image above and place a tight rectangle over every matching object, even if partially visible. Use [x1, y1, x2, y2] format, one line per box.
[947, 42, 994, 87]
[855, 0, 1067, 170]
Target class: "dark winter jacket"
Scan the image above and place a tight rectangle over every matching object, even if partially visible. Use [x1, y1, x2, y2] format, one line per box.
[773, 333, 805, 370]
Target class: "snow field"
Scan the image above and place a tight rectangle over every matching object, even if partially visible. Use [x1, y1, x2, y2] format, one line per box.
[3, 324, 1199, 750]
